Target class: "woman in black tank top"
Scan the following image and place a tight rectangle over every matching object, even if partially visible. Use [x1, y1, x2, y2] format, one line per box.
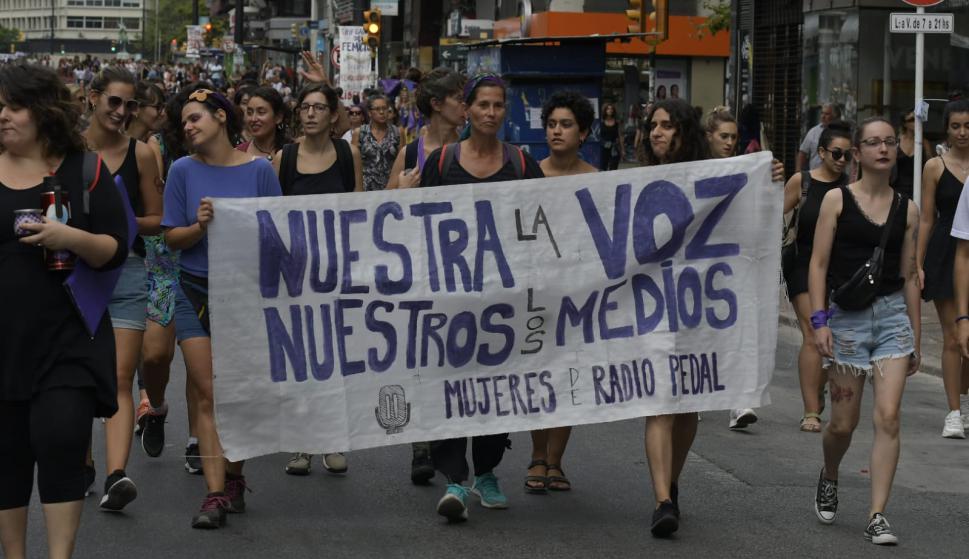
[82, 66, 163, 512]
[808, 117, 920, 544]
[272, 83, 362, 195]
[916, 100, 969, 436]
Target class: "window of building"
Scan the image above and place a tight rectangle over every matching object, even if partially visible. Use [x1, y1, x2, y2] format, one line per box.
[67, 0, 84, 6]
[87, 0, 104, 6]
[122, 0, 140, 6]
[103, 17, 120, 29]
[123, 18, 140, 30]
[67, 16, 84, 28]
[85, 17, 103, 29]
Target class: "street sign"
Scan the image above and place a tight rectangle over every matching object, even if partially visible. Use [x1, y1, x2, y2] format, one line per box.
[331, 45, 340, 68]
[372, 1, 398, 16]
[901, 0, 945, 6]
[890, 12, 953, 33]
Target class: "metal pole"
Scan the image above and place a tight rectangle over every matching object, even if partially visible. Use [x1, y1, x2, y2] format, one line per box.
[234, 0, 244, 47]
[914, 6, 924, 207]
[193, 0, 200, 26]
[50, 0, 55, 55]
[155, 0, 160, 62]
[310, 0, 319, 57]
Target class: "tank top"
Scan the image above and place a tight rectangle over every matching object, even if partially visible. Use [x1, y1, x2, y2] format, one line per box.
[935, 159, 965, 224]
[113, 137, 144, 256]
[795, 171, 848, 264]
[892, 145, 915, 200]
[829, 187, 906, 296]
[601, 120, 619, 144]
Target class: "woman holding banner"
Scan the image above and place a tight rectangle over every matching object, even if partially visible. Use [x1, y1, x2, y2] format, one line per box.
[162, 86, 282, 529]
[0, 62, 129, 559]
[420, 72, 544, 523]
[809, 117, 920, 545]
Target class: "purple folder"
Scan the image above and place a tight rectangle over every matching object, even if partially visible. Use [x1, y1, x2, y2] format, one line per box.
[64, 175, 138, 337]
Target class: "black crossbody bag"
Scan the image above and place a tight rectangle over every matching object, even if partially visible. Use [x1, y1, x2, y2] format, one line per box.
[830, 191, 901, 311]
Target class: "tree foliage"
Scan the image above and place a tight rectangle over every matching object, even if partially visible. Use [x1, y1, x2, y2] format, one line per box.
[0, 25, 21, 45]
[696, 0, 730, 39]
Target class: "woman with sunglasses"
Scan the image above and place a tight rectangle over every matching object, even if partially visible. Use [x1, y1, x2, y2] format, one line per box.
[82, 66, 163, 512]
[272, 83, 362, 477]
[0, 62, 129, 559]
[809, 117, 920, 546]
[420, 73, 544, 524]
[341, 104, 367, 141]
[353, 94, 401, 191]
[917, 99, 969, 438]
[238, 86, 289, 161]
[892, 110, 932, 200]
[163, 87, 282, 529]
[781, 121, 853, 434]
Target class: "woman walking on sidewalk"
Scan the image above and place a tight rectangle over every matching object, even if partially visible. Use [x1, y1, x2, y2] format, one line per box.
[917, 99, 969, 438]
[162, 87, 282, 529]
[809, 117, 921, 546]
[782, 121, 853, 433]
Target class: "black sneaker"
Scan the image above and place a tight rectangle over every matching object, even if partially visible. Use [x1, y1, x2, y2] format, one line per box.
[670, 482, 680, 518]
[141, 404, 167, 458]
[224, 474, 250, 513]
[651, 500, 679, 537]
[184, 443, 204, 475]
[814, 468, 838, 525]
[191, 492, 229, 529]
[864, 513, 898, 545]
[83, 464, 96, 497]
[99, 469, 137, 511]
[411, 442, 434, 485]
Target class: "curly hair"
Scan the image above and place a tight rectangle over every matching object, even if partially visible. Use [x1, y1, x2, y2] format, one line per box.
[0, 62, 85, 157]
[246, 86, 290, 151]
[540, 90, 595, 133]
[162, 81, 244, 161]
[640, 98, 710, 165]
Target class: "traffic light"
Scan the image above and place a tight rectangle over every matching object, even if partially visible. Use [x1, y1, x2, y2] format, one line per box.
[646, 0, 669, 42]
[362, 9, 381, 53]
[110, 40, 117, 53]
[291, 23, 299, 39]
[626, 0, 644, 34]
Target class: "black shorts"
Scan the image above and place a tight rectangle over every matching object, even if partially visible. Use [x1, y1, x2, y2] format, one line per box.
[784, 262, 809, 299]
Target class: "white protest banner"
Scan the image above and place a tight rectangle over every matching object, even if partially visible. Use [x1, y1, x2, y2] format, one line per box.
[337, 26, 373, 103]
[186, 25, 203, 59]
[209, 152, 781, 461]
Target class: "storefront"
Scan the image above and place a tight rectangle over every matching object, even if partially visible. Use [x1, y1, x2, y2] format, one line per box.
[803, 1, 969, 141]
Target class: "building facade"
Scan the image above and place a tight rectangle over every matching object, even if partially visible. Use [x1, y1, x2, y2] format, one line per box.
[0, 0, 145, 55]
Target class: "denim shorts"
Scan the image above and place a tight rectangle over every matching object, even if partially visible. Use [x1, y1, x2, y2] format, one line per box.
[108, 254, 148, 331]
[827, 291, 915, 376]
[173, 279, 208, 342]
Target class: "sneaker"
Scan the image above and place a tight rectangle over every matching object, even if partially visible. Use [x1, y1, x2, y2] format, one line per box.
[864, 513, 899, 545]
[83, 464, 96, 497]
[411, 442, 435, 485]
[285, 453, 312, 475]
[729, 408, 758, 430]
[814, 468, 838, 524]
[650, 500, 679, 537]
[141, 403, 168, 458]
[191, 492, 229, 529]
[134, 398, 150, 436]
[471, 472, 508, 509]
[322, 452, 348, 474]
[99, 470, 137, 512]
[942, 410, 965, 439]
[184, 443, 203, 475]
[670, 482, 680, 518]
[961, 396, 969, 429]
[436, 484, 469, 522]
[224, 474, 250, 513]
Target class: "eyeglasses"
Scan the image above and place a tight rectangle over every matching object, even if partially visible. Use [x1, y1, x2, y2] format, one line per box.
[348, 110, 363, 116]
[369, 106, 388, 113]
[98, 92, 139, 113]
[860, 136, 898, 148]
[299, 103, 329, 113]
[822, 147, 853, 162]
[140, 102, 164, 111]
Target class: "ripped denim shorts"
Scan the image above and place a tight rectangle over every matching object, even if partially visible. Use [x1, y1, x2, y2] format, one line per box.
[826, 290, 915, 376]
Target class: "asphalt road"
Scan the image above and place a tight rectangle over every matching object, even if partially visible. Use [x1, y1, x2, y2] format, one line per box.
[21, 324, 969, 558]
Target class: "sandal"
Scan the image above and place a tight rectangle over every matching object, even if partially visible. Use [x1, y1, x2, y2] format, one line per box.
[546, 464, 572, 491]
[525, 459, 548, 494]
[800, 412, 822, 433]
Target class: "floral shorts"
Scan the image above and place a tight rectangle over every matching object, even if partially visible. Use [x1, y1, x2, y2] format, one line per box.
[144, 235, 179, 327]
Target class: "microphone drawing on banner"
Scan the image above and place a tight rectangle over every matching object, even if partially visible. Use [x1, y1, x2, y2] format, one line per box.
[375, 385, 410, 435]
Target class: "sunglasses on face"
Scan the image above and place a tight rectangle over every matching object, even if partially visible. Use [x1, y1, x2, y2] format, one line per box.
[99, 93, 139, 113]
[348, 110, 363, 116]
[823, 147, 852, 162]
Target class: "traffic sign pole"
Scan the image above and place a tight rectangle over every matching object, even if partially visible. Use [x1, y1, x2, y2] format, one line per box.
[915, 6, 924, 206]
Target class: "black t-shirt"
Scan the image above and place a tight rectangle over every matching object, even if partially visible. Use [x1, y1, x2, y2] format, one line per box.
[0, 151, 128, 416]
[419, 143, 544, 186]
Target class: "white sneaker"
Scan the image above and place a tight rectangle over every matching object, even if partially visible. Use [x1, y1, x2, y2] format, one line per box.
[942, 410, 965, 439]
[961, 396, 969, 429]
[729, 408, 758, 430]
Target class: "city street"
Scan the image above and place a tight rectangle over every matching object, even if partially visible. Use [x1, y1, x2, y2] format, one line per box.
[19, 323, 969, 558]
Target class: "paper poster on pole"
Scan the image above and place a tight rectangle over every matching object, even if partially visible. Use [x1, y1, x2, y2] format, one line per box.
[373, 0, 399, 16]
[337, 26, 373, 103]
[186, 25, 203, 59]
[208, 153, 781, 462]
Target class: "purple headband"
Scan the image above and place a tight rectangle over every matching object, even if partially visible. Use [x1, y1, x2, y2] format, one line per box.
[463, 73, 506, 103]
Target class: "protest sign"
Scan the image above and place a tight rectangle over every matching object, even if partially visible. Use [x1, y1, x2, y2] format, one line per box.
[209, 152, 781, 461]
[336, 26, 373, 103]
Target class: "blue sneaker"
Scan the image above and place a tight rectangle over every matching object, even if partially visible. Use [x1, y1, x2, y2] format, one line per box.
[436, 484, 469, 522]
[471, 472, 508, 509]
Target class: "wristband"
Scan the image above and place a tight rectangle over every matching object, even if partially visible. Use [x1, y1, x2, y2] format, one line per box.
[810, 310, 832, 330]
[956, 315, 969, 324]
